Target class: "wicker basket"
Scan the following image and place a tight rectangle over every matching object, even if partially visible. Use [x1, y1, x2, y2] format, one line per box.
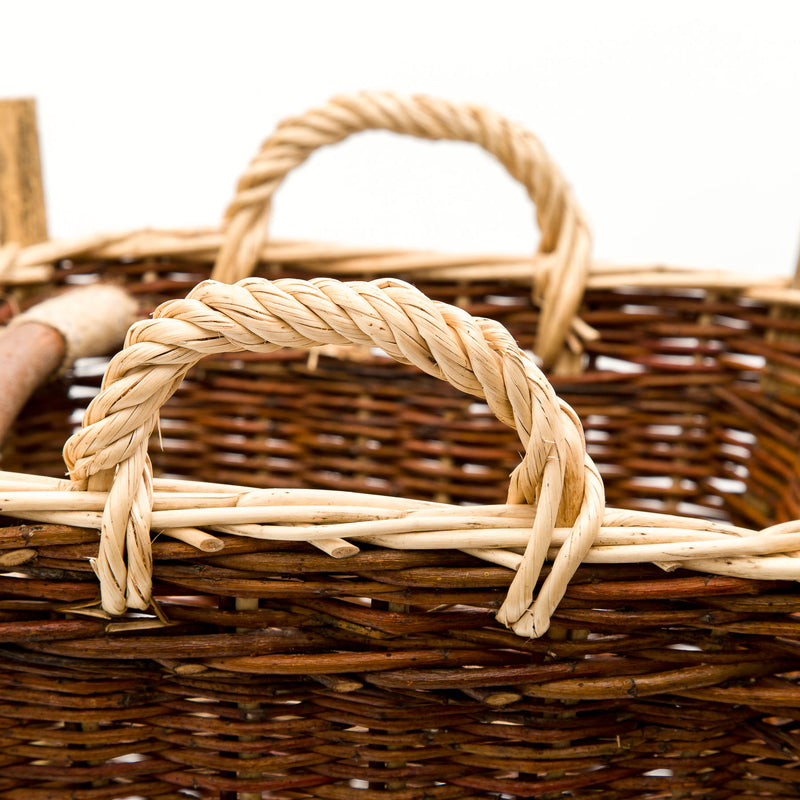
[0, 91, 799, 799]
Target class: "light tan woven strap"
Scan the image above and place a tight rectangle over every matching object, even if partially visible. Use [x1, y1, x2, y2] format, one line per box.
[63, 277, 603, 636]
[213, 91, 592, 369]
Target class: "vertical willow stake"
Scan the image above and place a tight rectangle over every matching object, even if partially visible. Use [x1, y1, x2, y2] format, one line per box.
[235, 596, 264, 800]
[0, 98, 48, 247]
[762, 228, 800, 398]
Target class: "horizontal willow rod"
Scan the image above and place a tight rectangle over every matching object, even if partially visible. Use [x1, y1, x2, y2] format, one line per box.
[9, 504, 784, 556]
[11, 510, 103, 527]
[153, 505, 407, 529]
[0, 491, 241, 513]
[0, 485, 783, 547]
[156, 527, 224, 552]
[359, 528, 800, 561]
[4, 228, 792, 298]
[656, 555, 800, 581]
[3, 471, 797, 577]
[0, 495, 765, 546]
[0, 474, 447, 510]
[0, 474, 763, 533]
[6, 510, 799, 577]
[0, 480, 753, 534]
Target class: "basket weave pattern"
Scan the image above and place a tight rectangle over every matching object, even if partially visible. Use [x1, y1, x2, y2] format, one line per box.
[0, 92, 798, 799]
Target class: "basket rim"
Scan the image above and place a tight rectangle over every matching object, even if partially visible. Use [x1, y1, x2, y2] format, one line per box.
[2, 226, 798, 305]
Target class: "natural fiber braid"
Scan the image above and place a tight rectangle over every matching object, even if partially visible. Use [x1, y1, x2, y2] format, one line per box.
[213, 91, 592, 369]
[63, 277, 602, 633]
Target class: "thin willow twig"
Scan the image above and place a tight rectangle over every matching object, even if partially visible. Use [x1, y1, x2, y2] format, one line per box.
[159, 527, 224, 553]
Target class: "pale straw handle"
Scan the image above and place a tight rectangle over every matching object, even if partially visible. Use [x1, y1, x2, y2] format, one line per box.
[213, 91, 592, 369]
[63, 276, 603, 636]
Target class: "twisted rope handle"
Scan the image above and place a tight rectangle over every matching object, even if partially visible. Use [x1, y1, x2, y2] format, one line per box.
[213, 91, 592, 369]
[63, 277, 603, 637]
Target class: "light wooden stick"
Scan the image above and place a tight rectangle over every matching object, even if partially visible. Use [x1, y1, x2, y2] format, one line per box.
[0, 286, 138, 445]
[0, 548, 37, 568]
[310, 538, 360, 558]
[0, 322, 65, 443]
[0, 98, 47, 246]
[214, 524, 358, 558]
[7, 492, 800, 565]
[0, 490, 243, 512]
[158, 527, 224, 553]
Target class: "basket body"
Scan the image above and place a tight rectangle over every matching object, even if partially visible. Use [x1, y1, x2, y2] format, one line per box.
[1, 248, 799, 799]
[6, 252, 800, 524]
[0, 78, 798, 800]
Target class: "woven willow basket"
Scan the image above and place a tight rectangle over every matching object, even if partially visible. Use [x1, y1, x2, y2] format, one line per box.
[0, 92, 799, 799]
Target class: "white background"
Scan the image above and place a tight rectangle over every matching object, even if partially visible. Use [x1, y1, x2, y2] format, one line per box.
[3, 0, 799, 279]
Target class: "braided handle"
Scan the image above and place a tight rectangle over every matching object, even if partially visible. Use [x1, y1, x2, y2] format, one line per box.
[213, 91, 592, 369]
[63, 277, 603, 636]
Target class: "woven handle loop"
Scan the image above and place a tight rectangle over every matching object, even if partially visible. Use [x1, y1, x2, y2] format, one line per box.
[213, 91, 592, 369]
[63, 277, 603, 637]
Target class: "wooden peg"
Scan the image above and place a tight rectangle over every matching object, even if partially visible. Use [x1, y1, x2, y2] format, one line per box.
[0, 285, 138, 445]
[0, 98, 48, 246]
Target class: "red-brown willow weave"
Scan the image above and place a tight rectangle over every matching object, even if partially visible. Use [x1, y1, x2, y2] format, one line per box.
[0, 91, 798, 799]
